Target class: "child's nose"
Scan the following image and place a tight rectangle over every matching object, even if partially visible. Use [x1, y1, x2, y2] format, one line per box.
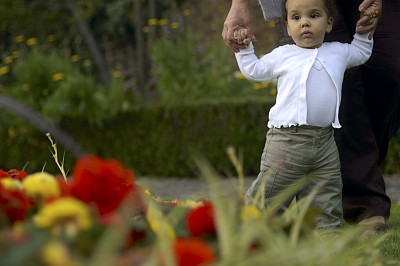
[301, 18, 310, 27]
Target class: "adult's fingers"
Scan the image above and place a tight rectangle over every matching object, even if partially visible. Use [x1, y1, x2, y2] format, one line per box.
[356, 16, 379, 39]
[359, 0, 375, 12]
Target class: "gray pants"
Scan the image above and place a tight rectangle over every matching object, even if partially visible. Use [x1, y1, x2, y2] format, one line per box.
[245, 125, 343, 230]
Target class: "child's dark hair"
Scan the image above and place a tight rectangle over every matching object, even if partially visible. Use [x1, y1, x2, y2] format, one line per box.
[281, 0, 337, 21]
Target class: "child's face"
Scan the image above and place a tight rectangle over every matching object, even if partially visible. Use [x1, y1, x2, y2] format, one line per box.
[286, 0, 334, 49]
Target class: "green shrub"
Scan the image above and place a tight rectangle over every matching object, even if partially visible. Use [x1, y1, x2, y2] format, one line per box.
[1, 97, 399, 177]
[3, 48, 126, 125]
[149, 29, 276, 104]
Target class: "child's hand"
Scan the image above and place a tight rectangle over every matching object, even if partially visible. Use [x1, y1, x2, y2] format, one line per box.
[357, 0, 382, 39]
[361, 1, 380, 19]
[234, 28, 252, 48]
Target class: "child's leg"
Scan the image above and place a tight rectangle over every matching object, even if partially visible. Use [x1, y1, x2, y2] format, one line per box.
[245, 127, 316, 209]
[297, 130, 343, 230]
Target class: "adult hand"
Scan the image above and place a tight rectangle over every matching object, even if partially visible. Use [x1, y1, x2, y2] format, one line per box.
[356, 0, 382, 39]
[222, 1, 256, 52]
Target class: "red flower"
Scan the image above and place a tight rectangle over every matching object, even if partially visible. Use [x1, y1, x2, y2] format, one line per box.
[174, 238, 215, 266]
[7, 169, 27, 180]
[70, 155, 137, 216]
[0, 183, 32, 224]
[186, 202, 216, 237]
[0, 170, 9, 179]
[56, 177, 71, 197]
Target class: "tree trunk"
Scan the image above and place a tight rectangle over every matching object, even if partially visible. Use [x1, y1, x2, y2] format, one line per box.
[66, 0, 111, 87]
[148, 0, 156, 42]
[133, 0, 149, 101]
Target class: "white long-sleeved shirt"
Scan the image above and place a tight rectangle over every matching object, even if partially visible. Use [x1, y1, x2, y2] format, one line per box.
[235, 32, 373, 128]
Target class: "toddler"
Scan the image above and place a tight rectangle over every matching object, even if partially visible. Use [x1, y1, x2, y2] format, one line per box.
[234, 0, 373, 230]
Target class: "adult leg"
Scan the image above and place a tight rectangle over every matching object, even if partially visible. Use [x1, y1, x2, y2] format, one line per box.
[329, 0, 392, 223]
[362, 1, 400, 165]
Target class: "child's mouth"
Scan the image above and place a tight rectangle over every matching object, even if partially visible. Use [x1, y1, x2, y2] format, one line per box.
[302, 31, 312, 37]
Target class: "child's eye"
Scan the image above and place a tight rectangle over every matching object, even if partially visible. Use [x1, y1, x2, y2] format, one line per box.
[292, 15, 300, 20]
[311, 13, 320, 18]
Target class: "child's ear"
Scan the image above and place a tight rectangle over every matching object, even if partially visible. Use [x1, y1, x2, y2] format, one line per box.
[326, 17, 334, 33]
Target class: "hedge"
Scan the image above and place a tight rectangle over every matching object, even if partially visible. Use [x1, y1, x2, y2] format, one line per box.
[0, 97, 399, 177]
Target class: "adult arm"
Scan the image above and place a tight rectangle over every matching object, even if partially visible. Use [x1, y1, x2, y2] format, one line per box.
[356, 0, 382, 39]
[222, 0, 256, 52]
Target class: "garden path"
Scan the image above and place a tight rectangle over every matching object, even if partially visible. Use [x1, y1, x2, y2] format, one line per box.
[136, 175, 400, 204]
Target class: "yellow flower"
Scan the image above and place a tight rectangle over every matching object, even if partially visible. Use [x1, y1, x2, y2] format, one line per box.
[148, 18, 158, 26]
[22, 172, 60, 201]
[170, 22, 179, 29]
[34, 197, 92, 232]
[70, 55, 80, 62]
[253, 83, 262, 90]
[234, 71, 245, 79]
[15, 35, 25, 43]
[12, 51, 19, 59]
[52, 73, 65, 81]
[0, 66, 10, 76]
[241, 205, 261, 221]
[112, 70, 121, 78]
[179, 200, 204, 209]
[0, 178, 23, 191]
[158, 19, 169, 26]
[268, 21, 276, 28]
[183, 9, 191, 16]
[41, 239, 76, 266]
[26, 37, 39, 46]
[4, 56, 13, 64]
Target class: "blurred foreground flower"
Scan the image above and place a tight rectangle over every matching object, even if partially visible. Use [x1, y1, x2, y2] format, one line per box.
[174, 238, 215, 266]
[34, 197, 92, 236]
[7, 169, 28, 180]
[0, 183, 32, 224]
[70, 155, 138, 216]
[41, 239, 76, 266]
[186, 202, 216, 237]
[0, 178, 23, 191]
[22, 172, 60, 202]
[241, 205, 261, 221]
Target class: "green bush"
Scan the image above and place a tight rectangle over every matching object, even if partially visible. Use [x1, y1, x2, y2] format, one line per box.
[3, 48, 126, 125]
[0, 98, 274, 176]
[0, 97, 399, 177]
[149, 29, 276, 104]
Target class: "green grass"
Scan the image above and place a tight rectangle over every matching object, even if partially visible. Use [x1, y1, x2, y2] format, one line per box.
[380, 204, 400, 260]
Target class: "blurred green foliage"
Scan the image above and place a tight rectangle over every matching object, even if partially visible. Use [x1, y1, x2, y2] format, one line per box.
[2, 48, 126, 125]
[1, 96, 399, 176]
[0, 98, 273, 176]
[149, 29, 276, 104]
[383, 134, 400, 174]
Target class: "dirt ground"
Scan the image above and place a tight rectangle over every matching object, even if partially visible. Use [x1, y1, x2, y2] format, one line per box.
[136, 175, 400, 204]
